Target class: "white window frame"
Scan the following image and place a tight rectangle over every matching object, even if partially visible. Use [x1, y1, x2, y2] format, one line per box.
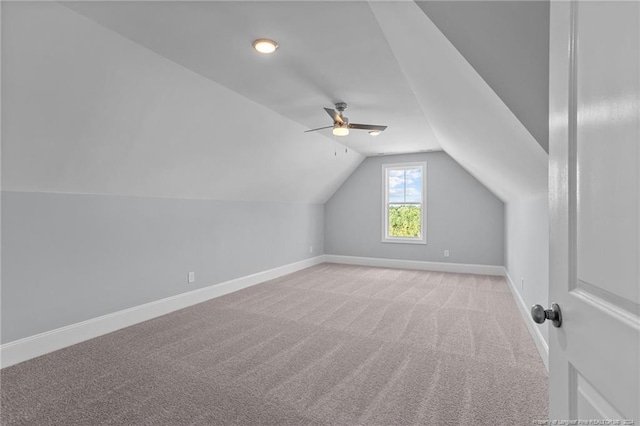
[382, 162, 427, 244]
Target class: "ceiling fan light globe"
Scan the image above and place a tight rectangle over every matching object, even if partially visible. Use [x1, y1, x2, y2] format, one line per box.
[333, 126, 349, 136]
[368, 130, 381, 136]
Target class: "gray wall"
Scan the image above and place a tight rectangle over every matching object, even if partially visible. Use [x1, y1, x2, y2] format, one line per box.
[417, 1, 550, 151]
[1, 1, 331, 345]
[504, 193, 549, 343]
[1, 191, 324, 343]
[325, 152, 505, 265]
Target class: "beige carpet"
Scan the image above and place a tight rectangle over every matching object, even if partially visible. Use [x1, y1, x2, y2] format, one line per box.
[1, 263, 548, 425]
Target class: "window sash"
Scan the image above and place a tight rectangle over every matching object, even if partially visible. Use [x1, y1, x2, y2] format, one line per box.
[386, 167, 422, 204]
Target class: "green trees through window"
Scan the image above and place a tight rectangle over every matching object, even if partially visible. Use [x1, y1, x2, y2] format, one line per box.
[388, 205, 421, 237]
[383, 162, 426, 243]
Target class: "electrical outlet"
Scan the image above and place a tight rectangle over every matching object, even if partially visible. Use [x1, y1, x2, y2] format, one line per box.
[188, 272, 195, 284]
[444, 249, 449, 258]
[309, 246, 313, 253]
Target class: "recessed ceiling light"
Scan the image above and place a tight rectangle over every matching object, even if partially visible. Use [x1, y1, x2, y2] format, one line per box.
[368, 130, 381, 136]
[252, 39, 278, 54]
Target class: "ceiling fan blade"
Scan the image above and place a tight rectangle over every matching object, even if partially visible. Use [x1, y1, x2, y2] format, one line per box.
[324, 108, 344, 125]
[348, 123, 388, 131]
[304, 125, 334, 133]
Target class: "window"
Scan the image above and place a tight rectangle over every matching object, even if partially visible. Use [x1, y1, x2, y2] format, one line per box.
[382, 162, 426, 244]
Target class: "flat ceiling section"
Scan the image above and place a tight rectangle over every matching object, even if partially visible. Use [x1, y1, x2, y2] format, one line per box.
[62, 1, 441, 156]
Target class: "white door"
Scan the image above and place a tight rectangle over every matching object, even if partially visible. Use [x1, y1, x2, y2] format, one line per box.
[548, 0, 639, 422]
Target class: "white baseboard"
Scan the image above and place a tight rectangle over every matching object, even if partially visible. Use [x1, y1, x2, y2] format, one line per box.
[1, 256, 550, 372]
[503, 268, 549, 370]
[324, 254, 505, 276]
[0, 255, 326, 369]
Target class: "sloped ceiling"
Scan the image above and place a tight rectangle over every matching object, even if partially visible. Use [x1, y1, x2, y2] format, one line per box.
[61, 1, 440, 157]
[416, 1, 550, 152]
[369, 1, 548, 200]
[2, 1, 548, 204]
[1, 1, 365, 203]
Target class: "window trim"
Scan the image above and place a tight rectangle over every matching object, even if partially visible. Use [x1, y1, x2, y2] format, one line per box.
[381, 161, 427, 244]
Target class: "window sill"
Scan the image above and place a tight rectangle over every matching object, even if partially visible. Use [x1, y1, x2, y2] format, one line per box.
[381, 238, 427, 245]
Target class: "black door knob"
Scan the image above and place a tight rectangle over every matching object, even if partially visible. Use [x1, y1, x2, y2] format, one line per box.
[531, 303, 562, 327]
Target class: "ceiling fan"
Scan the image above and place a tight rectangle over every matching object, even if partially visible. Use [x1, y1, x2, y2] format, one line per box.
[305, 102, 388, 137]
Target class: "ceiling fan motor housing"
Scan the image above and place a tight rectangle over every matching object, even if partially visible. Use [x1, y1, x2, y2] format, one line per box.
[334, 103, 348, 124]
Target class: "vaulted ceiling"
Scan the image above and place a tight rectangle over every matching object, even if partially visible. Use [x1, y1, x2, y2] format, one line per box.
[2, 1, 549, 203]
[62, 1, 441, 157]
[417, 1, 550, 153]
